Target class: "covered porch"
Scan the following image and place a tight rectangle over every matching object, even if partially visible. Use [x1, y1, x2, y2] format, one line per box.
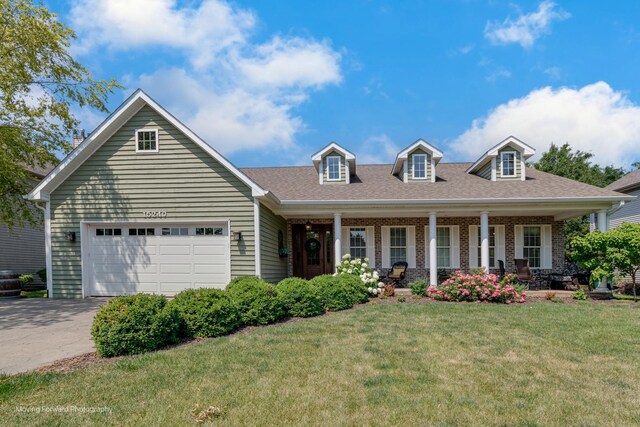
[275, 201, 618, 286]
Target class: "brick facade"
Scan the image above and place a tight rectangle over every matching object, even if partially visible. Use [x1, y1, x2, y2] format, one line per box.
[287, 216, 564, 282]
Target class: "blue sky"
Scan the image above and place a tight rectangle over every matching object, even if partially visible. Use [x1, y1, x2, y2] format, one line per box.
[50, 1, 640, 168]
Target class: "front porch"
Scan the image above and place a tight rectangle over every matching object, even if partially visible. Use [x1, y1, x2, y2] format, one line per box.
[287, 214, 566, 285]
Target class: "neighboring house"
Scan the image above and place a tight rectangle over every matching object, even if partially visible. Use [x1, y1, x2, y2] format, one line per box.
[0, 164, 55, 284]
[26, 90, 633, 298]
[603, 170, 640, 228]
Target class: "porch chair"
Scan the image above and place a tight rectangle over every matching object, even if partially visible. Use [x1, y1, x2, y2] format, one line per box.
[385, 261, 408, 287]
[514, 258, 547, 290]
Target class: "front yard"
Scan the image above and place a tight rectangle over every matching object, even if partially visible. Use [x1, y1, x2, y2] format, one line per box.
[1, 302, 639, 426]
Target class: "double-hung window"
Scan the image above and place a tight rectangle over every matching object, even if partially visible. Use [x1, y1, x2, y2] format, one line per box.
[136, 129, 158, 153]
[389, 227, 407, 264]
[326, 156, 341, 181]
[436, 227, 451, 268]
[523, 226, 542, 268]
[412, 154, 427, 179]
[501, 152, 516, 176]
[349, 228, 367, 259]
[477, 226, 496, 267]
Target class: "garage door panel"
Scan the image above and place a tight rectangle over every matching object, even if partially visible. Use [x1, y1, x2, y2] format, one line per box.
[89, 224, 230, 296]
[194, 244, 227, 255]
[159, 245, 191, 255]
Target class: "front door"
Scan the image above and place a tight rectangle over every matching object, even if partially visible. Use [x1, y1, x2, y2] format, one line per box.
[292, 224, 333, 279]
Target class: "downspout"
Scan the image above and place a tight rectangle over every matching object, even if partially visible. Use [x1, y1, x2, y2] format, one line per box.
[35, 201, 52, 299]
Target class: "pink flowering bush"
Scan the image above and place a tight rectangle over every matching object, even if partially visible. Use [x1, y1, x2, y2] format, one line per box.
[427, 271, 525, 304]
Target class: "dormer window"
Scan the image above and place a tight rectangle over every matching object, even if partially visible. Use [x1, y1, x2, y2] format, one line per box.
[136, 129, 158, 153]
[501, 152, 516, 177]
[327, 156, 341, 181]
[412, 154, 427, 179]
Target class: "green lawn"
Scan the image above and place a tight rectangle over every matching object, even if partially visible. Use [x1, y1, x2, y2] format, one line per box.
[1, 302, 639, 426]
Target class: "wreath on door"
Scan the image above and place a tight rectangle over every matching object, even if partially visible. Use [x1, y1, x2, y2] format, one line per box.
[305, 237, 321, 253]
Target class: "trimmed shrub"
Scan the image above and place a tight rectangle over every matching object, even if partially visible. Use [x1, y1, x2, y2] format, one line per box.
[335, 274, 370, 304]
[91, 294, 181, 357]
[276, 278, 324, 318]
[409, 278, 428, 296]
[171, 288, 241, 338]
[226, 276, 286, 325]
[310, 275, 354, 312]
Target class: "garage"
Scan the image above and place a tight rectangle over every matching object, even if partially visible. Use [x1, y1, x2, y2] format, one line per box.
[86, 223, 230, 296]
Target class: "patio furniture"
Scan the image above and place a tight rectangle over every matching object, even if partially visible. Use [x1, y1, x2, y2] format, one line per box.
[385, 261, 408, 287]
[548, 262, 590, 290]
[498, 260, 506, 279]
[514, 258, 548, 290]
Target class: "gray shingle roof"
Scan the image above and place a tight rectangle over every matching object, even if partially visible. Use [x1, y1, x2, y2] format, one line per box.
[242, 163, 628, 202]
[605, 170, 640, 193]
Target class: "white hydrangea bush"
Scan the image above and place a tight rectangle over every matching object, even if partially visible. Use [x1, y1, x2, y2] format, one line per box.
[336, 254, 385, 296]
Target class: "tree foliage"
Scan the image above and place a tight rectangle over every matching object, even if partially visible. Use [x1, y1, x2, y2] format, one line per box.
[533, 143, 625, 260]
[0, 0, 120, 228]
[572, 224, 640, 301]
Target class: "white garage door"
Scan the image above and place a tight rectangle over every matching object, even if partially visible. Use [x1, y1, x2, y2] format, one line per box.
[87, 223, 230, 296]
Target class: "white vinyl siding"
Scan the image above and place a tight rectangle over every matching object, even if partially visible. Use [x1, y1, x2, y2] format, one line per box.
[468, 225, 505, 269]
[381, 226, 415, 268]
[49, 105, 256, 298]
[424, 225, 459, 269]
[514, 224, 552, 269]
[341, 226, 375, 267]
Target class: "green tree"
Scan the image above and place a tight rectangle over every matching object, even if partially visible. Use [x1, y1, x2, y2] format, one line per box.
[632, 161, 640, 170]
[0, 0, 120, 228]
[533, 143, 625, 261]
[572, 224, 640, 301]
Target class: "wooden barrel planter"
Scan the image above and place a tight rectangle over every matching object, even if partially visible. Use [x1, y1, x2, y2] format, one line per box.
[0, 270, 21, 298]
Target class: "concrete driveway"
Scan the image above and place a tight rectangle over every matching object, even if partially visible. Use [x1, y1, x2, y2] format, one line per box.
[0, 298, 105, 375]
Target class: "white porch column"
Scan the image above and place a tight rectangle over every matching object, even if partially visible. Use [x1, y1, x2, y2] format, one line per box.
[480, 211, 490, 274]
[595, 209, 610, 292]
[429, 212, 437, 287]
[334, 213, 342, 270]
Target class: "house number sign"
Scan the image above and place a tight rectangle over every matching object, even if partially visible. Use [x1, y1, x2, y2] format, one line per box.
[143, 211, 167, 218]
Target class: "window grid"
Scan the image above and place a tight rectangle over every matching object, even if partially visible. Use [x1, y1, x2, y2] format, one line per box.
[412, 154, 427, 179]
[162, 227, 189, 236]
[523, 226, 541, 268]
[128, 228, 155, 236]
[95, 228, 122, 236]
[389, 227, 407, 265]
[477, 226, 496, 267]
[349, 228, 367, 259]
[436, 227, 451, 267]
[327, 156, 341, 181]
[501, 152, 516, 176]
[136, 130, 157, 152]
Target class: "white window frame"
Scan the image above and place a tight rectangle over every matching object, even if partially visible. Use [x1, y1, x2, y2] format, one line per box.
[326, 156, 341, 181]
[389, 226, 408, 265]
[412, 153, 427, 180]
[348, 227, 367, 259]
[500, 151, 516, 177]
[436, 226, 452, 268]
[135, 128, 159, 153]
[522, 225, 542, 269]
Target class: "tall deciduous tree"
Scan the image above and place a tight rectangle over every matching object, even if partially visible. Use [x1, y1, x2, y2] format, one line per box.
[0, 0, 120, 228]
[533, 143, 625, 261]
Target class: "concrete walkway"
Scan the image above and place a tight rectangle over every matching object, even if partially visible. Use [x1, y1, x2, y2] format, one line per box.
[0, 298, 105, 375]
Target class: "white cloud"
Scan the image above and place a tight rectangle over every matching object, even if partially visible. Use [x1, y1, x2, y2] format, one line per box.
[484, 1, 570, 48]
[70, 0, 255, 70]
[69, 0, 342, 155]
[451, 81, 640, 167]
[358, 134, 400, 164]
[485, 68, 512, 82]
